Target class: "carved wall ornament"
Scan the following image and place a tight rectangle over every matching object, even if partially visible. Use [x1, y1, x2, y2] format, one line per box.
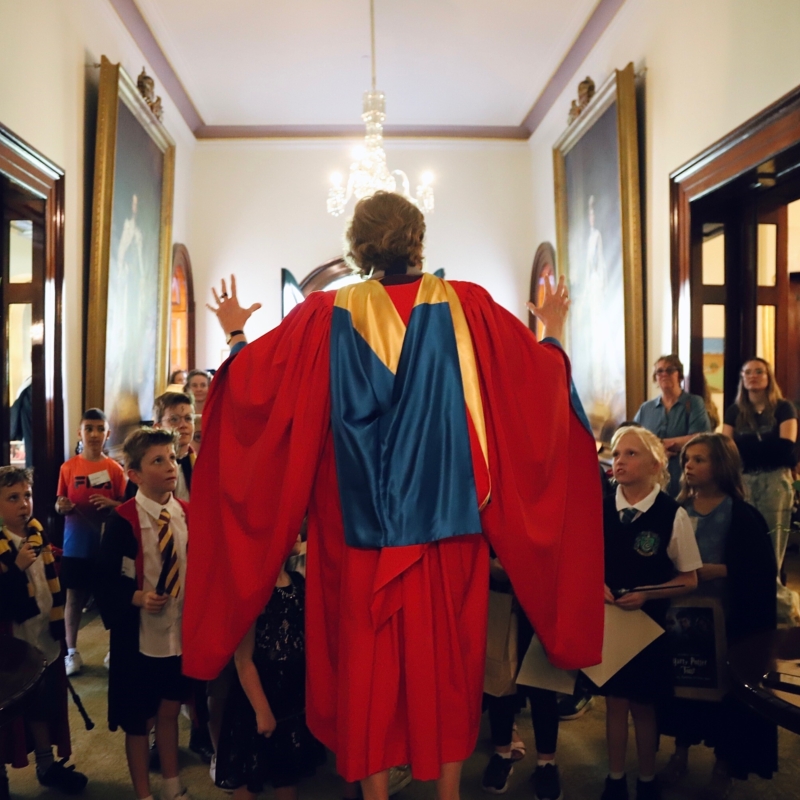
[567, 75, 596, 125]
[136, 67, 164, 122]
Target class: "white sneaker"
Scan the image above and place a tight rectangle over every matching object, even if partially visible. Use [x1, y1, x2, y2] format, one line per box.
[64, 652, 83, 676]
[103, 651, 110, 668]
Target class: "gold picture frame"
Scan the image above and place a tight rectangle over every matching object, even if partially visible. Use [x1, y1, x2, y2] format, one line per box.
[553, 62, 644, 442]
[86, 56, 175, 446]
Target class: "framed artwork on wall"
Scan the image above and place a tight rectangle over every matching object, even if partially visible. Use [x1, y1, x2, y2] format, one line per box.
[553, 62, 645, 443]
[85, 56, 175, 448]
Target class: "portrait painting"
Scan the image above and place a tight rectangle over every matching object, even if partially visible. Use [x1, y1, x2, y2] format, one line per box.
[553, 63, 645, 443]
[86, 57, 175, 448]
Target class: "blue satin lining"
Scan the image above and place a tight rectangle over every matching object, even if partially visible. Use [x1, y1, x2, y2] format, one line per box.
[331, 303, 482, 548]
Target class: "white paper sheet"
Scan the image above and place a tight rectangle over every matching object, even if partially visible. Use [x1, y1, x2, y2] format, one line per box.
[581, 604, 664, 687]
[516, 634, 577, 694]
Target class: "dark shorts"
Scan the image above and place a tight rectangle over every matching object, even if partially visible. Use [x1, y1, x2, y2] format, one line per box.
[59, 556, 95, 592]
[118, 654, 192, 735]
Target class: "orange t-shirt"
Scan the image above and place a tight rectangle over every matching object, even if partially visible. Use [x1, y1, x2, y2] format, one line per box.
[57, 454, 127, 558]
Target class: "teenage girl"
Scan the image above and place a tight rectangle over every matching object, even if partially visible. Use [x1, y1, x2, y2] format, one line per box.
[659, 433, 777, 798]
[596, 425, 701, 800]
[214, 561, 325, 800]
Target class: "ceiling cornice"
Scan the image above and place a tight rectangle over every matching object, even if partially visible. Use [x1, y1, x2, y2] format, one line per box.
[195, 124, 530, 140]
[110, 0, 626, 141]
[522, 0, 627, 136]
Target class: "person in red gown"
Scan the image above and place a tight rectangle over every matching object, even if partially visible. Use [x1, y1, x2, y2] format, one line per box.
[183, 192, 604, 800]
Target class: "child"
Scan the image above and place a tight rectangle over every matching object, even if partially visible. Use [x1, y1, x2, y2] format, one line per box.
[659, 433, 777, 797]
[214, 561, 325, 799]
[597, 426, 701, 800]
[55, 408, 127, 675]
[96, 428, 191, 800]
[152, 392, 196, 502]
[0, 467, 88, 795]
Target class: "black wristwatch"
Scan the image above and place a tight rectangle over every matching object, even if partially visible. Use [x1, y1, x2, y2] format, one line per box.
[226, 329, 244, 344]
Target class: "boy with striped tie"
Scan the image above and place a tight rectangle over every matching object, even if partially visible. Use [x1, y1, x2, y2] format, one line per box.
[97, 429, 192, 800]
[0, 466, 88, 796]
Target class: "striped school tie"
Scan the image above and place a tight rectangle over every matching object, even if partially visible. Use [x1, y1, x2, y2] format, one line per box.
[157, 509, 180, 598]
[620, 507, 639, 525]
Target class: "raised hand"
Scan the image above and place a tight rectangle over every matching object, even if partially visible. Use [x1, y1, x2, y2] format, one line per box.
[526, 274, 570, 342]
[206, 275, 262, 338]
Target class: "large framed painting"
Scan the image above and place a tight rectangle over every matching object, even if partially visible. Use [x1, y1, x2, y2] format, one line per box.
[553, 62, 644, 443]
[86, 56, 175, 447]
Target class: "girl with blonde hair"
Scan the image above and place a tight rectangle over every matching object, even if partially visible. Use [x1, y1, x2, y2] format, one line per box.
[722, 358, 799, 625]
[658, 433, 777, 798]
[593, 425, 701, 800]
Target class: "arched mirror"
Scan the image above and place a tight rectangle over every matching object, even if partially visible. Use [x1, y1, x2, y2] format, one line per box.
[170, 243, 195, 374]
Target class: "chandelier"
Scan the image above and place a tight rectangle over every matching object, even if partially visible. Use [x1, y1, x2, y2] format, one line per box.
[326, 0, 434, 217]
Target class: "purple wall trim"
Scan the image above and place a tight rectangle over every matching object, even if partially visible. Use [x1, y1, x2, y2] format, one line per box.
[195, 124, 530, 140]
[521, 0, 627, 136]
[108, 0, 204, 131]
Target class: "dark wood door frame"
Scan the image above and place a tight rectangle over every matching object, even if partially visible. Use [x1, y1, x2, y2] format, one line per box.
[0, 124, 65, 534]
[670, 84, 800, 384]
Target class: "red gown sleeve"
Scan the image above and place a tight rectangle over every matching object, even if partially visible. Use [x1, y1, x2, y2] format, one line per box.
[452, 281, 604, 670]
[183, 292, 334, 679]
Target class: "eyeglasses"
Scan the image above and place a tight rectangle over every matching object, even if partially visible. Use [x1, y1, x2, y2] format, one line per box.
[741, 369, 766, 376]
[162, 414, 194, 426]
[654, 368, 678, 376]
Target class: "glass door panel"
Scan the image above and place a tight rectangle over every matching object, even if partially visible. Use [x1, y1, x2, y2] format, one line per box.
[702, 226, 725, 285]
[702, 305, 725, 430]
[756, 304, 776, 365]
[8, 303, 32, 466]
[757, 223, 777, 286]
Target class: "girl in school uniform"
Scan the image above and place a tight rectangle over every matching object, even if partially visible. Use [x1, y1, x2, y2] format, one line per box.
[659, 433, 777, 798]
[596, 426, 701, 800]
[214, 559, 325, 800]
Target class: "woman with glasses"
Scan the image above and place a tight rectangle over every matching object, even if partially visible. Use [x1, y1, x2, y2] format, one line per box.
[633, 355, 711, 497]
[722, 358, 799, 625]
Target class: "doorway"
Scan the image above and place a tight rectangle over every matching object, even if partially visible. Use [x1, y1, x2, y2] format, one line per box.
[0, 124, 65, 533]
[671, 85, 800, 415]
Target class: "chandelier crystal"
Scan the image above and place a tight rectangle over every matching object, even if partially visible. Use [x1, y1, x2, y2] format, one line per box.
[327, 1, 434, 217]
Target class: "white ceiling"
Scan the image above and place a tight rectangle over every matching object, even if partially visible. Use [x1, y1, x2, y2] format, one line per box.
[134, 0, 600, 127]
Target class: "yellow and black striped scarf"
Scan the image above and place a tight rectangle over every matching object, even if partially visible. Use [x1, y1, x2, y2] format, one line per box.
[0, 519, 66, 640]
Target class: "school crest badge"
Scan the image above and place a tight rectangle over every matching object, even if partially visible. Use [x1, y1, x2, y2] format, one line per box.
[633, 531, 660, 557]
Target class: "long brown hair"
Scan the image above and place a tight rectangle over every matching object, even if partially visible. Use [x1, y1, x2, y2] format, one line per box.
[676, 433, 745, 503]
[732, 357, 783, 433]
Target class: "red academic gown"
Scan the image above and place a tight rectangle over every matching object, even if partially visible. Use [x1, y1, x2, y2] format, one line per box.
[183, 279, 603, 782]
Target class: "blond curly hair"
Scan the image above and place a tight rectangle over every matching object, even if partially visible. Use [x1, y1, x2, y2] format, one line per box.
[610, 425, 669, 490]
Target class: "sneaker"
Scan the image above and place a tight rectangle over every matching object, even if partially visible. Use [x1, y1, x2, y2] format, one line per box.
[482, 754, 514, 794]
[103, 650, 110, 668]
[210, 755, 237, 794]
[557, 691, 593, 720]
[600, 775, 629, 800]
[531, 763, 562, 800]
[657, 750, 687, 786]
[189, 725, 214, 764]
[635, 779, 660, 800]
[64, 651, 83, 677]
[388, 766, 412, 795]
[36, 758, 88, 794]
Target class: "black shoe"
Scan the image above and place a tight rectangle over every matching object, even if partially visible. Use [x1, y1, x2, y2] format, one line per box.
[149, 739, 160, 772]
[600, 775, 629, 800]
[482, 754, 514, 794]
[36, 759, 88, 794]
[189, 725, 214, 764]
[635, 780, 660, 800]
[557, 691, 594, 720]
[531, 763, 562, 800]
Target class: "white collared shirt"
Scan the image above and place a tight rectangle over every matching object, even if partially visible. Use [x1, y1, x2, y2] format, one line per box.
[4, 528, 62, 666]
[615, 484, 702, 573]
[135, 491, 187, 658]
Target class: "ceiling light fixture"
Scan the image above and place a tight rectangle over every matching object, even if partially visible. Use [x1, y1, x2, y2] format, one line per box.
[326, 0, 434, 217]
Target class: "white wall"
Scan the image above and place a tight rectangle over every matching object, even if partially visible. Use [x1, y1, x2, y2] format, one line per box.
[527, 0, 800, 399]
[190, 139, 533, 369]
[0, 0, 196, 446]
